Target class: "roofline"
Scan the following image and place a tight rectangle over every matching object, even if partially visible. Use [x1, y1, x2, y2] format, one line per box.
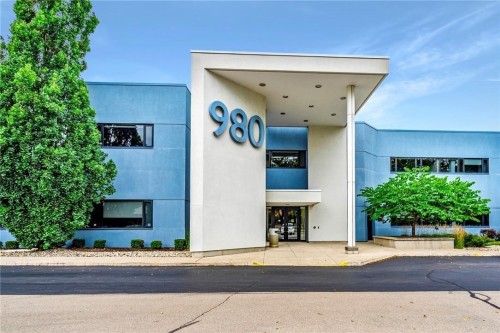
[191, 50, 390, 60]
[355, 121, 500, 134]
[86, 81, 189, 89]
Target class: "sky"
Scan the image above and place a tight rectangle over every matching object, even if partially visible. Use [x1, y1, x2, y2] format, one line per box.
[1, 0, 499, 131]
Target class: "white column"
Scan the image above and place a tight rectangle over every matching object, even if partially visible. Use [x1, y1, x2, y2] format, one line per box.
[346, 85, 358, 254]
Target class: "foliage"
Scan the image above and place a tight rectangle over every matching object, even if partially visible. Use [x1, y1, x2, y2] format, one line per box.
[150, 240, 162, 249]
[452, 225, 466, 249]
[174, 239, 186, 251]
[464, 234, 489, 248]
[359, 167, 490, 237]
[93, 239, 106, 249]
[0, 240, 2, 248]
[185, 230, 190, 250]
[480, 229, 499, 241]
[72, 238, 85, 248]
[5, 240, 19, 249]
[131, 239, 144, 249]
[485, 241, 500, 246]
[416, 233, 454, 238]
[0, 0, 117, 249]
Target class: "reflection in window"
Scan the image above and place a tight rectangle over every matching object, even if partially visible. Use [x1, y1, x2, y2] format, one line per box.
[99, 124, 153, 147]
[89, 201, 153, 228]
[391, 157, 488, 174]
[267, 151, 306, 168]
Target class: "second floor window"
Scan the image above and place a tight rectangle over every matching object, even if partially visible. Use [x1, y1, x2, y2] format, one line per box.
[390, 157, 488, 174]
[267, 151, 307, 168]
[99, 124, 153, 147]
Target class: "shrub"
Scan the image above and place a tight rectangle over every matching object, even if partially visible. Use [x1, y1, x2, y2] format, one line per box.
[0, 241, 3, 248]
[480, 229, 499, 241]
[464, 234, 488, 248]
[94, 240, 106, 249]
[131, 239, 144, 249]
[5, 241, 19, 249]
[150, 240, 162, 249]
[72, 239, 86, 248]
[452, 225, 466, 249]
[185, 231, 190, 250]
[174, 239, 186, 251]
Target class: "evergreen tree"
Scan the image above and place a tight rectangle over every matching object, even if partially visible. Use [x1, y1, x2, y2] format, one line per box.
[0, 0, 116, 249]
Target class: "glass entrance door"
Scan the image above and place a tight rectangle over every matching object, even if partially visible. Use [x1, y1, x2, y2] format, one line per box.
[268, 207, 307, 241]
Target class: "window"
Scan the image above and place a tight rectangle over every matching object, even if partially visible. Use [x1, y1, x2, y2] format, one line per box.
[390, 157, 488, 174]
[267, 151, 306, 168]
[89, 201, 153, 228]
[463, 214, 489, 227]
[99, 124, 153, 147]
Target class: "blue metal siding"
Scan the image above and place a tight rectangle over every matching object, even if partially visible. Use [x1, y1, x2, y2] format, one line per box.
[355, 122, 500, 241]
[266, 127, 308, 190]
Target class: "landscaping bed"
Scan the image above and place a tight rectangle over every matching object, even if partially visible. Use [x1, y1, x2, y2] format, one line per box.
[0, 248, 191, 258]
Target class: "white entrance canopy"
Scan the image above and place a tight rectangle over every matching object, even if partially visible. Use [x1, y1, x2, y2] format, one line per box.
[190, 51, 389, 256]
[266, 190, 322, 206]
[196, 51, 389, 126]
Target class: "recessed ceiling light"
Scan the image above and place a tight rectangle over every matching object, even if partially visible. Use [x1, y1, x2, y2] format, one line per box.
[259, 83, 266, 87]
[340, 96, 346, 100]
[303, 120, 309, 123]
[331, 113, 337, 116]
[280, 112, 286, 115]
[309, 105, 314, 108]
[283, 95, 288, 98]
[315, 85, 322, 88]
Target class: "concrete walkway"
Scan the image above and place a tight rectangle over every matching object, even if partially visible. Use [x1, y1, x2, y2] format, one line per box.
[1, 242, 498, 267]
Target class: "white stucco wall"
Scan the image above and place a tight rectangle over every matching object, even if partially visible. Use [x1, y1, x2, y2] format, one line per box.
[308, 126, 348, 241]
[191, 54, 266, 253]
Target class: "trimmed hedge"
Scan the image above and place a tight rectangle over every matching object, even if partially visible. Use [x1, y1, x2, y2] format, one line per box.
[94, 239, 106, 249]
[5, 240, 19, 249]
[131, 239, 144, 249]
[72, 238, 85, 248]
[174, 239, 186, 251]
[150, 240, 162, 249]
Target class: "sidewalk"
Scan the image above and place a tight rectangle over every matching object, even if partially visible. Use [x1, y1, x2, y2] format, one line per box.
[1, 242, 498, 267]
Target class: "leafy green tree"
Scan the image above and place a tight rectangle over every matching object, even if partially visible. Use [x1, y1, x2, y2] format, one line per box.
[359, 167, 490, 237]
[0, 0, 116, 249]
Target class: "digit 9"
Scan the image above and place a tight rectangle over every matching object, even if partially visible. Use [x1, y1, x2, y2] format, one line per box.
[209, 101, 229, 137]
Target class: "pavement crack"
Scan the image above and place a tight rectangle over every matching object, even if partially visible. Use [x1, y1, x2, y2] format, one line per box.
[426, 269, 500, 310]
[167, 293, 235, 333]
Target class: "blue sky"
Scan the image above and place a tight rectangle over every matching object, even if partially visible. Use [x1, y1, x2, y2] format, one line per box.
[1, 1, 499, 131]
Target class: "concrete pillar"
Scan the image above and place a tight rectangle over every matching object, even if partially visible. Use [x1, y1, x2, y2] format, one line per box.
[346, 85, 359, 254]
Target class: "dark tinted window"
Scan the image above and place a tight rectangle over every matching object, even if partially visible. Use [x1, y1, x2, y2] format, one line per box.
[89, 201, 153, 228]
[99, 124, 153, 147]
[267, 151, 306, 168]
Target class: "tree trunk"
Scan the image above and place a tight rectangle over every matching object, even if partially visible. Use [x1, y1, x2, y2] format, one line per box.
[411, 218, 417, 237]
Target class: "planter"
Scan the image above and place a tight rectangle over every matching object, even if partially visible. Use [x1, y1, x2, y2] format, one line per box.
[373, 236, 454, 250]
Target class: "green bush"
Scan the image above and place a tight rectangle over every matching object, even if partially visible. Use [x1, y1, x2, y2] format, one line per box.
[94, 240, 106, 249]
[174, 239, 186, 251]
[185, 231, 190, 250]
[464, 234, 488, 248]
[150, 240, 162, 249]
[0, 241, 3, 248]
[485, 240, 500, 246]
[72, 238, 85, 248]
[131, 239, 144, 249]
[5, 240, 19, 249]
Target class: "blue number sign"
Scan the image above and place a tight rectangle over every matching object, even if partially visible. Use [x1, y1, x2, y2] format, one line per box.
[209, 101, 264, 148]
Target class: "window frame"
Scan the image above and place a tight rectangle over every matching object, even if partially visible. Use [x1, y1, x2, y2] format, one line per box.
[98, 123, 154, 148]
[87, 200, 153, 229]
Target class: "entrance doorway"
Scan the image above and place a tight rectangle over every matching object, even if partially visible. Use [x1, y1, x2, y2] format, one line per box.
[267, 206, 307, 241]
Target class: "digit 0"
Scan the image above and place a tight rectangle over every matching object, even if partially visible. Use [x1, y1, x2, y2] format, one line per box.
[248, 115, 264, 148]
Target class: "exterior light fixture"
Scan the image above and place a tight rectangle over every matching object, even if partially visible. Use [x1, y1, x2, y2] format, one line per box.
[315, 85, 322, 88]
[331, 113, 337, 116]
[280, 112, 286, 115]
[309, 105, 314, 108]
[340, 96, 346, 100]
[303, 120, 309, 123]
[259, 83, 266, 87]
[283, 95, 288, 98]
